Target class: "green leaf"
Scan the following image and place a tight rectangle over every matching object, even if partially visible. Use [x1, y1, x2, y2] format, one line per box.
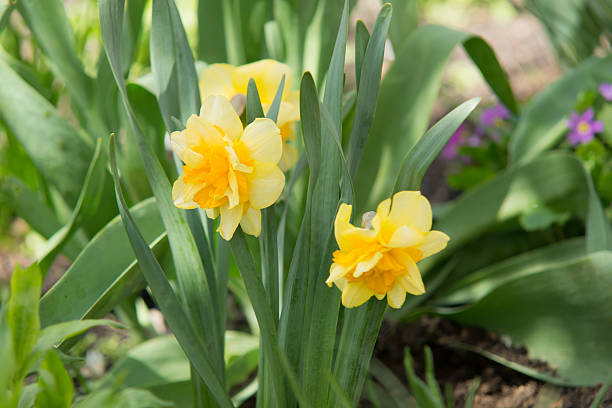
[16, 0, 92, 111]
[100, 335, 190, 390]
[38, 138, 105, 273]
[347, 4, 391, 179]
[387, 0, 419, 52]
[356, 25, 516, 212]
[0, 1, 14, 33]
[35, 320, 121, 355]
[230, 232, 287, 407]
[438, 251, 612, 386]
[369, 359, 412, 406]
[394, 98, 480, 192]
[332, 300, 387, 407]
[100, 0, 224, 379]
[34, 350, 73, 408]
[509, 55, 612, 163]
[0, 309, 14, 407]
[225, 331, 259, 389]
[433, 238, 587, 306]
[150, 0, 201, 129]
[197, 0, 226, 62]
[278, 72, 320, 407]
[519, 204, 570, 231]
[264, 20, 284, 61]
[353, 20, 370, 91]
[40, 198, 164, 327]
[108, 134, 233, 407]
[403, 349, 440, 408]
[0, 176, 81, 259]
[302, 1, 348, 405]
[7, 263, 41, 370]
[0, 58, 93, 206]
[74, 387, 173, 408]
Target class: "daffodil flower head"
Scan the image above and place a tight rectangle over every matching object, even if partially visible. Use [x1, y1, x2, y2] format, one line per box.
[327, 191, 450, 309]
[199, 59, 300, 171]
[171, 95, 285, 241]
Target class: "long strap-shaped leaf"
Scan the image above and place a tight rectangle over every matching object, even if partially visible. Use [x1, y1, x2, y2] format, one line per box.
[38, 138, 106, 274]
[108, 135, 233, 408]
[302, 2, 349, 406]
[346, 4, 392, 179]
[278, 72, 321, 408]
[99, 0, 223, 385]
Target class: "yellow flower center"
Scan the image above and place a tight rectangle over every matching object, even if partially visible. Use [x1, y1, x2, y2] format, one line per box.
[578, 121, 590, 134]
[183, 138, 252, 209]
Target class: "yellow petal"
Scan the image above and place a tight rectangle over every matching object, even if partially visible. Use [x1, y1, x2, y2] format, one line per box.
[278, 143, 298, 172]
[206, 208, 219, 219]
[200, 95, 243, 141]
[387, 283, 407, 309]
[232, 59, 292, 104]
[184, 114, 224, 149]
[397, 257, 425, 295]
[170, 130, 188, 161]
[225, 168, 240, 208]
[334, 203, 377, 251]
[419, 230, 450, 258]
[247, 163, 285, 210]
[172, 175, 198, 209]
[353, 252, 383, 278]
[335, 277, 348, 291]
[218, 203, 244, 240]
[387, 225, 425, 248]
[327, 263, 348, 286]
[341, 282, 374, 308]
[240, 205, 261, 237]
[276, 97, 300, 128]
[241, 118, 282, 163]
[389, 191, 432, 232]
[199, 63, 236, 102]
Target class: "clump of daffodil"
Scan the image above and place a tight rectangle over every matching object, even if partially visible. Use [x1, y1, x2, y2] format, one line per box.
[199, 59, 299, 171]
[171, 95, 285, 240]
[326, 191, 450, 309]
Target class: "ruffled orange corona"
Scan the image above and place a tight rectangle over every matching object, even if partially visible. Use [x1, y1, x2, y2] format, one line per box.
[327, 191, 449, 309]
[171, 95, 285, 240]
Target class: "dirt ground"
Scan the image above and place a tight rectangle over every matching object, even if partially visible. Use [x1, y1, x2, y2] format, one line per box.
[372, 316, 612, 408]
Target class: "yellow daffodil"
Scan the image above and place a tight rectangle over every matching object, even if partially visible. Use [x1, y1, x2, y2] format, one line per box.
[199, 59, 299, 171]
[171, 95, 285, 240]
[326, 191, 450, 309]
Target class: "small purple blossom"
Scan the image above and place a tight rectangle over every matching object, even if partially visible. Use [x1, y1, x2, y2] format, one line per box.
[442, 123, 466, 160]
[480, 104, 510, 126]
[567, 108, 603, 146]
[599, 83, 612, 101]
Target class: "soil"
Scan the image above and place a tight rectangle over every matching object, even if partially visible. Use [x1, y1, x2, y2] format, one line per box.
[370, 316, 612, 408]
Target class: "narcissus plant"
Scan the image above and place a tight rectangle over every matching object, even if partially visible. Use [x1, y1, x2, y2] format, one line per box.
[327, 191, 450, 309]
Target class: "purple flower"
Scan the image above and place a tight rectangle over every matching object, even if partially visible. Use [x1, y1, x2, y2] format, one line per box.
[567, 108, 603, 146]
[442, 123, 466, 160]
[480, 104, 510, 127]
[600, 83, 612, 101]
